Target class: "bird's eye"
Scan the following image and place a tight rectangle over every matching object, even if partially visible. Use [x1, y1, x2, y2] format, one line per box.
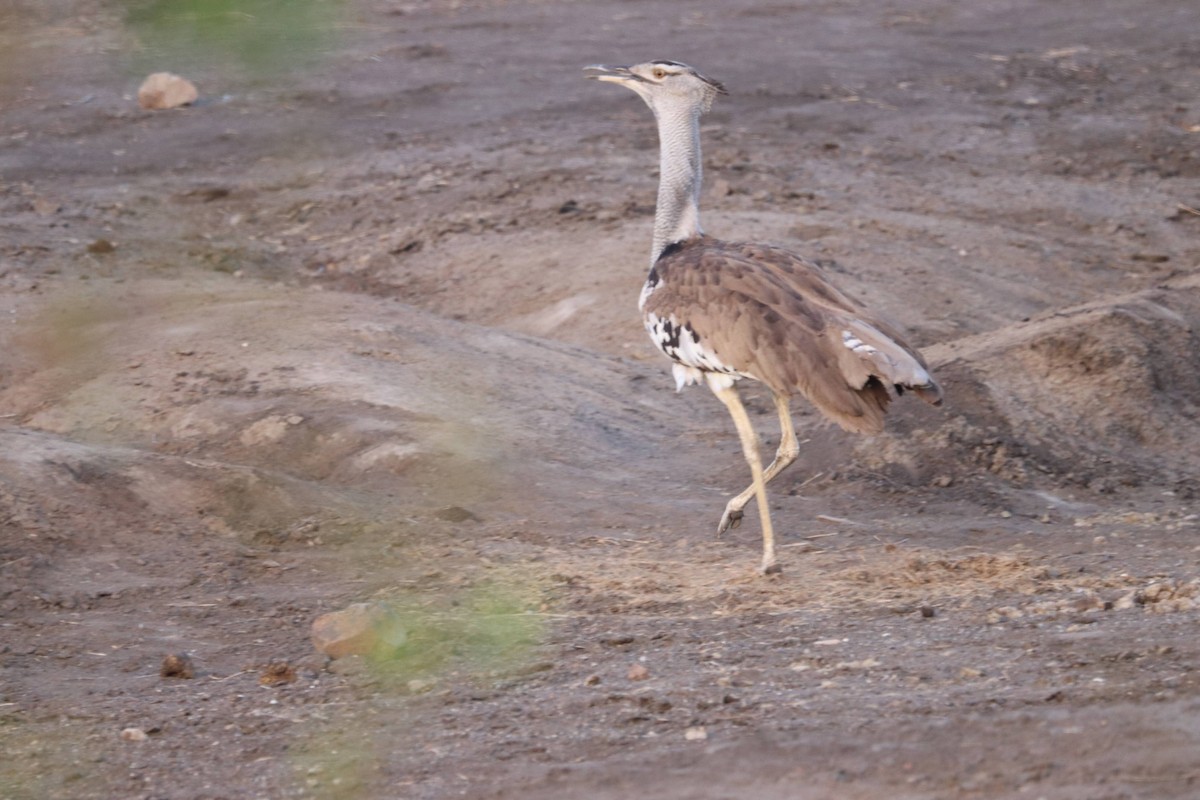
[652, 68, 667, 80]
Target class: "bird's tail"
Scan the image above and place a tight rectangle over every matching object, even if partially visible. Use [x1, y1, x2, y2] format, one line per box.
[831, 319, 943, 423]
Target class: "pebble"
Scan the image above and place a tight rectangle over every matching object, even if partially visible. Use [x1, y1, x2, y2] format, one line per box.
[407, 678, 435, 694]
[434, 506, 479, 523]
[33, 197, 60, 216]
[1113, 591, 1138, 611]
[684, 726, 708, 741]
[311, 602, 407, 658]
[627, 663, 650, 681]
[138, 72, 198, 110]
[327, 654, 369, 677]
[120, 727, 148, 742]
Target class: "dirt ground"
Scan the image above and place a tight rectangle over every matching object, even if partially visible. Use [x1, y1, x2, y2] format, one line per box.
[2, 0, 1200, 797]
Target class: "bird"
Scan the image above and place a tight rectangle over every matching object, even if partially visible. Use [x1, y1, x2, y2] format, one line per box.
[585, 60, 943, 574]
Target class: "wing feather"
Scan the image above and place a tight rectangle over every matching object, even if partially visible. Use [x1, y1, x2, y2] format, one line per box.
[644, 237, 942, 433]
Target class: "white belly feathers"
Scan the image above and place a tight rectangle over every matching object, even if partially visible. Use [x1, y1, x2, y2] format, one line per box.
[644, 310, 744, 391]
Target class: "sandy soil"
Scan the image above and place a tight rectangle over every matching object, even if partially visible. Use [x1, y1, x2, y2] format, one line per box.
[2, 1, 1199, 797]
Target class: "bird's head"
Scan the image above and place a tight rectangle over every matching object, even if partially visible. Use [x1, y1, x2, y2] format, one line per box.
[585, 60, 726, 116]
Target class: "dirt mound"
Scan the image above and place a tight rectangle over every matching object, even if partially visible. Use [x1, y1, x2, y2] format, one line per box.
[852, 272, 1200, 495]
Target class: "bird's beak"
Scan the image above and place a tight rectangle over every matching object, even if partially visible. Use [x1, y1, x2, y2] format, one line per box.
[584, 64, 644, 85]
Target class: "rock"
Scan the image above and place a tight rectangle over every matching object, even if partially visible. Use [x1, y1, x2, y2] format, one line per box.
[986, 606, 1023, 624]
[239, 414, 302, 446]
[1068, 591, 1105, 612]
[32, 197, 60, 216]
[684, 726, 708, 741]
[709, 178, 732, 199]
[293, 653, 330, 679]
[584, 674, 601, 686]
[86, 238, 116, 254]
[137, 72, 198, 110]
[406, 678, 435, 694]
[600, 635, 635, 647]
[627, 663, 650, 681]
[434, 505, 479, 523]
[160, 653, 195, 679]
[311, 602, 407, 659]
[1141, 582, 1168, 602]
[120, 727, 148, 742]
[327, 654, 369, 676]
[1113, 591, 1138, 611]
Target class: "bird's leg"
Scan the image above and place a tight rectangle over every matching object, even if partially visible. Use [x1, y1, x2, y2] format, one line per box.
[718, 394, 798, 536]
[711, 384, 780, 575]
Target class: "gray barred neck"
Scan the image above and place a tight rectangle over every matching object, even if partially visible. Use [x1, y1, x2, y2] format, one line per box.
[649, 105, 704, 265]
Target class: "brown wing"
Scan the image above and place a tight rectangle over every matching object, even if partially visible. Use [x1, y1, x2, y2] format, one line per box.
[645, 236, 942, 434]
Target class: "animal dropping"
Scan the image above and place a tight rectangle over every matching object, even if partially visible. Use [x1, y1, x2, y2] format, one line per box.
[587, 60, 942, 574]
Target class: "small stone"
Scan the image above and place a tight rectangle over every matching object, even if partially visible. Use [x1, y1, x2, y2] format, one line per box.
[138, 72, 198, 110]
[32, 197, 61, 216]
[239, 415, 295, 446]
[327, 654, 369, 676]
[932, 475, 953, 488]
[311, 602, 407, 659]
[86, 238, 116, 254]
[160, 653, 195, 679]
[600, 635, 635, 647]
[584, 674, 601, 686]
[986, 606, 1023, 624]
[684, 726, 708, 741]
[919, 606, 936, 619]
[434, 506, 479, 523]
[1069, 592, 1104, 612]
[406, 678, 435, 693]
[627, 663, 650, 681]
[709, 178, 732, 198]
[293, 653, 330, 679]
[120, 727, 148, 742]
[1142, 583, 1168, 602]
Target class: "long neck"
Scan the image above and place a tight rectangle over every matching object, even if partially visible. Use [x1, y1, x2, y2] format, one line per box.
[649, 105, 704, 264]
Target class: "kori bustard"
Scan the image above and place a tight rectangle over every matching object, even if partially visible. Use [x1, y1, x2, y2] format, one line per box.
[586, 60, 942, 574]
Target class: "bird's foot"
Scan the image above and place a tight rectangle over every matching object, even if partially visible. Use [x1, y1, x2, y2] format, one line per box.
[759, 558, 782, 576]
[717, 505, 744, 536]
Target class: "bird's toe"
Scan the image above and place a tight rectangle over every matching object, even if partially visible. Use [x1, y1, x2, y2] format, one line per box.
[759, 559, 782, 576]
[717, 507, 744, 536]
